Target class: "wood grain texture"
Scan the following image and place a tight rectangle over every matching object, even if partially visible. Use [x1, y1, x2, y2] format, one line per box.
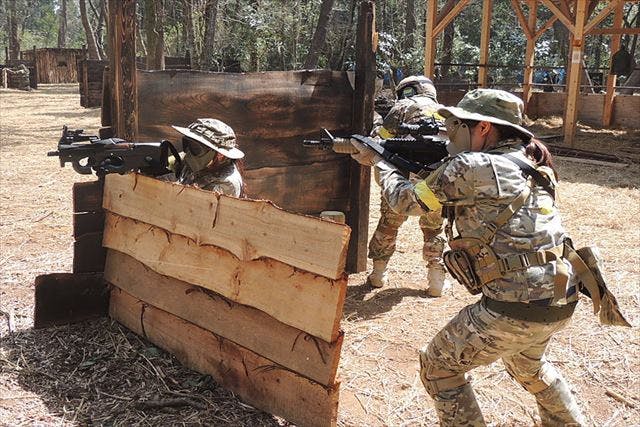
[102, 213, 346, 342]
[110, 288, 340, 427]
[73, 180, 103, 213]
[105, 250, 343, 385]
[102, 173, 350, 279]
[136, 69, 354, 141]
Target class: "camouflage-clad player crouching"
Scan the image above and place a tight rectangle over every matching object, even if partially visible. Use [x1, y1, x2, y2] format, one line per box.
[172, 118, 245, 197]
[350, 89, 605, 425]
[368, 76, 447, 296]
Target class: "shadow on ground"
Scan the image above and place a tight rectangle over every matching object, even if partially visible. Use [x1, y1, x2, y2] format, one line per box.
[0, 318, 282, 426]
[343, 282, 433, 320]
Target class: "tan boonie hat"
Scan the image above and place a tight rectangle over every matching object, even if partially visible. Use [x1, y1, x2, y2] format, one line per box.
[172, 118, 245, 159]
[438, 89, 533, 139]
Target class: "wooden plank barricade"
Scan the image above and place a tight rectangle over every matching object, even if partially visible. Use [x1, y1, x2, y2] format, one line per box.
[103, 173, 350, 426]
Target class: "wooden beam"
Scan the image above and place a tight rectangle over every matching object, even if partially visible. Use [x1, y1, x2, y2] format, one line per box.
[511, 0, 534, 39]
[523, 0, 538, 112]
[433, 0, 470, 36]
[102, 173, 351, 280]
[478, 0, 493, 88]
[584, 0, 623, 34]
[105, 250, 343, 386]
[34, 273, 108, 328]
[102, 213, 347, 342]
[349, 0, 374, 273]
[107, 0, 137, 140]
[424, 0, 438, 77]
[588, 27, 640, 35]
[540, 0, 576, 33]
[563, 0, 588, 147]
[110, 289, 340, 427]
[603, 2, 624, 127]
[534, 16, 558, 40]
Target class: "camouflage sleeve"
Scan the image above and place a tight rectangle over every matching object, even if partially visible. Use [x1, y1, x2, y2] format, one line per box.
[374, 160, 427, 216]
[374, 154, 478, 216]
[380, 103, 406, 137]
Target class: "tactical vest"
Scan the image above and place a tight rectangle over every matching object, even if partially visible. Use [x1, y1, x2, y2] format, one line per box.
[434, 151, 629, 326]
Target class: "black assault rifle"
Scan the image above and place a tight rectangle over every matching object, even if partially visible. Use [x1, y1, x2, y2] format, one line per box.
[303, 119, 449, 177]
[48, 126, 180, 178]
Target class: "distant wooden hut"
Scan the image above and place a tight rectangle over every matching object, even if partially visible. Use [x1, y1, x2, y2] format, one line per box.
[21, 48, 84, 84]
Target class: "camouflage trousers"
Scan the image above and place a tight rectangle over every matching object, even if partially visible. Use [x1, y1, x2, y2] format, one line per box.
[368, 195, 445, 267]
[419, 299, 585, 426]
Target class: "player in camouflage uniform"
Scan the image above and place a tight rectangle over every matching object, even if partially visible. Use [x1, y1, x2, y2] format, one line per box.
[368, 76, 447, 296]
[172, 118, 245, 197]
[351, 89, 586, 426]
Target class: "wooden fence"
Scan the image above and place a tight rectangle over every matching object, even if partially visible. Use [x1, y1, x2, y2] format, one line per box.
[103, 173, 348, 426]
[21, 48, 84, 83]
[102, 69, 370, 271]
[437, 90, 640, 129]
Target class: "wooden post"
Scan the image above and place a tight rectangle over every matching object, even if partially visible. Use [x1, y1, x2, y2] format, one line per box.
[522, 0, 538, 112]
[4, 46, 8, 62]
[563, 0, 587, 147]
[477, 0, 493, 88]
[108, 0, 138, 140]
[32, 46, 38, 87]
[603, 2, 624, 127]
[348, 0, 375, 273]
[424, 0, 437, 77]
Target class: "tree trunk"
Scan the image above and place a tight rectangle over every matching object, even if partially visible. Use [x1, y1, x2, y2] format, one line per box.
[58, 0, 67, 48]
[303, 0, 335, 69]
[200, 0, 219, 70]
[330, 0, 356, 70]
[441, 22, 454, 77]
[8, 0, 20, 60]
[182, 0, 196, 68]
[80, 0, 101, 59]
[144, 0, 165, 70]
[403, 0, 416, 51]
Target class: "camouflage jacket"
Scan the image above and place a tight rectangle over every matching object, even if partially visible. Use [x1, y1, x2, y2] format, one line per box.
[376, 139, 579, 303]
[178, 160, 243, 197]
[379, 95, 441, 137]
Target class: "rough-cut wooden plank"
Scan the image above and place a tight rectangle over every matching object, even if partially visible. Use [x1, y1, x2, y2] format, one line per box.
[73, 180, 103, 213]
[102, 213, 346, 342]
[102, 173, 350, 279]
[244, 160, 351, 214]
[136, 70, 353, 142]
[110, 288, 339, 427]
[105, 250, 342, 385]
[34, 273, 108, 328]
[73, 232, 106, 273]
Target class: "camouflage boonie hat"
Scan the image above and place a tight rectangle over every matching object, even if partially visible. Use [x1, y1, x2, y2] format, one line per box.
[438, 89, 533, 138]
[172, 118, 244, 159]
[396, 75, 437, 101]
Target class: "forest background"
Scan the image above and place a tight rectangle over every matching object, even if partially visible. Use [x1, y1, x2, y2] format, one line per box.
[0, 1, 639, 87]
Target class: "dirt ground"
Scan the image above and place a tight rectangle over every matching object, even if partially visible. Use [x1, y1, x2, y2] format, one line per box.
[1, 85, 639, 426]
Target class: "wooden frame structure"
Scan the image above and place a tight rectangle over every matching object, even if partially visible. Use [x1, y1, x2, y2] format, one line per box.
[424, 0, 639, 146]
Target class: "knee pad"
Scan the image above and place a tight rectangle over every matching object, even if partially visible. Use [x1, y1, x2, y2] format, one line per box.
[506, 362, 559, 394]
[419, 347, 468, 397]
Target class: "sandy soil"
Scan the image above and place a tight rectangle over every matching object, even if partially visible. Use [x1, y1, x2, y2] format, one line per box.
[1, 85, 639, 426]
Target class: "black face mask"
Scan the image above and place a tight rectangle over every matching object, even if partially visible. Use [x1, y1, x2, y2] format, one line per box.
[183, 137, 207, 156]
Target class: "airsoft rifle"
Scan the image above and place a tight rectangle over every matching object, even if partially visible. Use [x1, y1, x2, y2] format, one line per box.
[48, 126, 180, 178]
[303, 118, 449, 177]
